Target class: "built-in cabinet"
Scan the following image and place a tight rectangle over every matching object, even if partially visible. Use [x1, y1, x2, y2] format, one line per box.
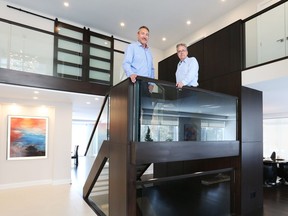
[158, 20, 263, 216]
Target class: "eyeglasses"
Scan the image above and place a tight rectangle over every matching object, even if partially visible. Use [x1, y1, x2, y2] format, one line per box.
[177, 49, 187, 54]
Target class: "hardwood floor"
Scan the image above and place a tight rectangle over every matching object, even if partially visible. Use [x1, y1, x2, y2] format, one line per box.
[263, 183, 288, 216]
[76, 157, 288, 216]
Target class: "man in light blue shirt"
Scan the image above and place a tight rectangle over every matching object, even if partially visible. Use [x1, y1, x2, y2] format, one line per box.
[175, 43, 199, 88]
[122, 26, 155, 92]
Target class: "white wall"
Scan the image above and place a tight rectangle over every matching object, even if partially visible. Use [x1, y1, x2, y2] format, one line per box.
[263, 118, 288, 160]
[0, 100, 72, 189]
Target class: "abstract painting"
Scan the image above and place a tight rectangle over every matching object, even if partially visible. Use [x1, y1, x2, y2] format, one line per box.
[7, 115, 48, 160]
[184, 124, 197, 141]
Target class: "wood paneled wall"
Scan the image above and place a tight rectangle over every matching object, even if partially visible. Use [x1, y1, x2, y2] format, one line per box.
[158, 20, 263, 216]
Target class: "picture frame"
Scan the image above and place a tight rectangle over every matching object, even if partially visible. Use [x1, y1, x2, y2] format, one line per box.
[7, 115, 48, 160]
[184, 124, 197, 141]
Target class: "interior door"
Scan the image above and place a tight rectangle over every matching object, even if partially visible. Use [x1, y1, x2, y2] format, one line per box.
[257, 4, 285, 63]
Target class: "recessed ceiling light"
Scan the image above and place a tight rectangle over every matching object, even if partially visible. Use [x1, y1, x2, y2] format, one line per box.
[120, 22, 125, 27]
[34, 91, 39, 94]
[33, 96, 38, 100]
[162, 37, 166, 41]
[186, 20, 191, 25]
[64, 2, 69, 7]
[86, 101, 91, 105]
[94, 97, 99, 101]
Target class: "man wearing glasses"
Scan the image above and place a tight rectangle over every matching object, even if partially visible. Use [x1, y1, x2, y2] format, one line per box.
[175, 43, 199, 88]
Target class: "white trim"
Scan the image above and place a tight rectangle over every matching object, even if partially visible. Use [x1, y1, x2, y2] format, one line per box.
[0, 178, 71, 190]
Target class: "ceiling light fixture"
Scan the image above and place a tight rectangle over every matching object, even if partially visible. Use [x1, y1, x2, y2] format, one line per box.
[186, 20, 191, 25]
[120, 22, 125, 27]
[64, 2, 69, 7]
[162, 37, 166, 41]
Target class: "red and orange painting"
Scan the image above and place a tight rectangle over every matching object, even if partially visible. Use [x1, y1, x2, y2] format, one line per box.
[7, 116, 48, 160]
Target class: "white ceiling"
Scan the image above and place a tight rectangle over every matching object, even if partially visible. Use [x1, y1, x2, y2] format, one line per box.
[1, 0, 288, 119]
[0, 83, 104, 120]
[4, 0, 250, 50]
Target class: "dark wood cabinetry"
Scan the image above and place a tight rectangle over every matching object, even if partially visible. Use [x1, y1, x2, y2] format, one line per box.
[158, 20, 263, 216]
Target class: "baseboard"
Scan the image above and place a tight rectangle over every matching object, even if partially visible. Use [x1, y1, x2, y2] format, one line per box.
[0, 178, 71, 190]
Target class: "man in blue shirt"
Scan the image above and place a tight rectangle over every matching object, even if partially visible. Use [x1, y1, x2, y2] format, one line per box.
[123, 26, 155, 124]
[175, 43, 199, 88]
[122, 26, 155, 92]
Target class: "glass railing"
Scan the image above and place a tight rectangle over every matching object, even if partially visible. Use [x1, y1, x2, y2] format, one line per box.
[0, 18, 113, 85]
[85, 95, 110, 157]
[137, 79, 237, 142]
[83, 77, 238, 216]
[245, 1, 288, 68]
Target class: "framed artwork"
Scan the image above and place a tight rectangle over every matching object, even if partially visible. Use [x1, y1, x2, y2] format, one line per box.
[7, 115, 48, 160]
[184, 124, 197, 141]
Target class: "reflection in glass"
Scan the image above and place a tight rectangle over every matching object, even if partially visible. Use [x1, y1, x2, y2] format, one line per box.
[86, 97, 110, 157]
[138, 81, 237, 142]
[88, 159, 109, 216]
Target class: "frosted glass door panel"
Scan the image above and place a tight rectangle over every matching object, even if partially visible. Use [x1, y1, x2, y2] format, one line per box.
[58, 39, 83, 53]
[58, 51, 82, 65]
[89, 70, 110, 81]
[258, 4, 285, 63]
[58, 27, 83, 40]
[90, 47, 110, 59]
[90, 59, 110, 70]
[57, 64, 82, 77]
[90, 36, 111, 48]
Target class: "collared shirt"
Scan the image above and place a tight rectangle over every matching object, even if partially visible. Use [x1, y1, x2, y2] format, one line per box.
[122, 41, 155, 79]
[176, 56, 199, 87]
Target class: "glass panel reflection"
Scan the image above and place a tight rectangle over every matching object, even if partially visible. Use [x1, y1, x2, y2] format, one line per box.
[88, 159, 109, 216]
[138, 81, 237, 142]
[86, 96, 110, 157]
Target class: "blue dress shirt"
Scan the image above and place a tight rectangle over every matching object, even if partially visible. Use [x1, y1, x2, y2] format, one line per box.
[122, 41, 155, 79]
[176, 57, 199, 87]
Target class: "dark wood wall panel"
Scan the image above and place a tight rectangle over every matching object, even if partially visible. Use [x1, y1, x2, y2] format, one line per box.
[0, 68, 110, 96]
[199, 72, 241, 96]
[241, 87, 263, 142]
[202, 20, 242, 80]
[158, 53, 178, 83]
[187, 40, 204, 81]
[158, 20, 263, 215]
[240, 87, 263, 215]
